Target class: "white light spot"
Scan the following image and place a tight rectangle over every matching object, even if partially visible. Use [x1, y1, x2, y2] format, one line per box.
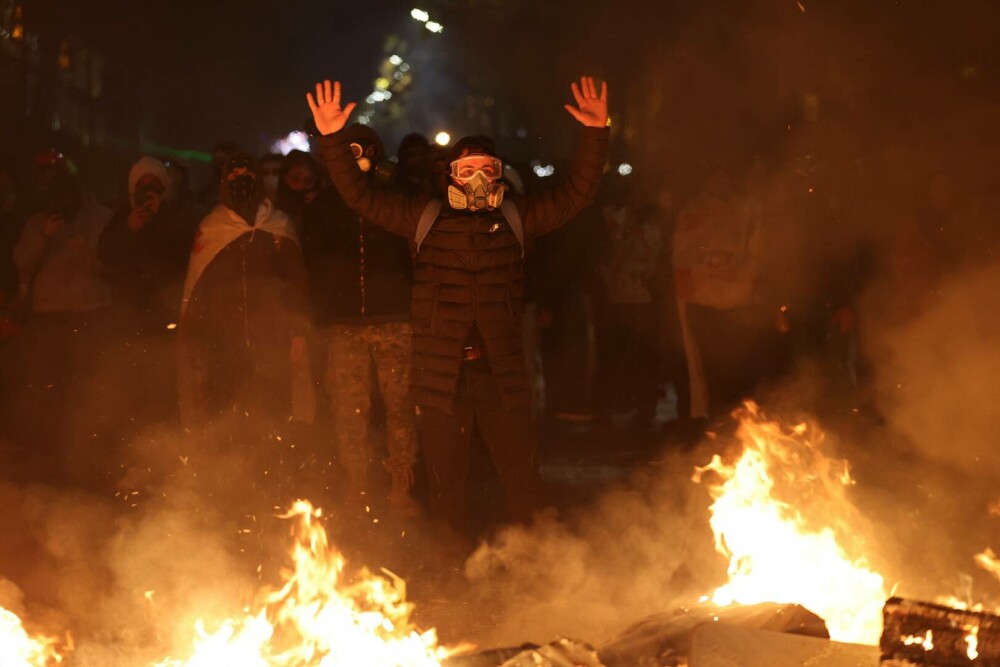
[270, 130, 311, 156]
[434, 131, 451, 146]
[410, 8, 430, 22]
[532, 161, 555, 178]
[425, 21, 444, 33]
[389, 54, 403, 66]
[617, 162, 633, 176]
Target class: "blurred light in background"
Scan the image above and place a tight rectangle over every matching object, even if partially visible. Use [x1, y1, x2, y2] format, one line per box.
[531, 160, 555, 178]
[272, 131, 311, 155]
[411, 8, 430, 22]
[425, 21, 444, 33]
[617, 162, 633, 176]
[434, 131, 451, 146]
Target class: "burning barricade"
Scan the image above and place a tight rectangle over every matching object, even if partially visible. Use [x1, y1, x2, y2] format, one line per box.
[5, 402, 1000, 666]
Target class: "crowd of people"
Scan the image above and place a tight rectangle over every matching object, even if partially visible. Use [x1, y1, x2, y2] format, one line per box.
[0, 76, 882, 539]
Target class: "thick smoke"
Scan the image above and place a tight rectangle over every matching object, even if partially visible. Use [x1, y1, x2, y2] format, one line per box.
[458, 445, 724, 648]
[448, 0, 1000, 651]
[3, 0, 1000, 660]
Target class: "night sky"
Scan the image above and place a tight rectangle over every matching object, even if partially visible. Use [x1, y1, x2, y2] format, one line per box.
[25, 0, 1000, 164]
[32, 0, 406, 149]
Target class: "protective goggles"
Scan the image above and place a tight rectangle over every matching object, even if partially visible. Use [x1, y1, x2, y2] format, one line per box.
[449, 155, 502, 182]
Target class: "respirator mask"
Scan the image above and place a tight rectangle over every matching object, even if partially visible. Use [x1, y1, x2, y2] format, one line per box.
[223, 155, 263, 223]
[447, 155, 504, 211]
[350, 142, 375, 173]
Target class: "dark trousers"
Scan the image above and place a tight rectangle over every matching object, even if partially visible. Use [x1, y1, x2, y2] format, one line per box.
[418, 359, 543, 534]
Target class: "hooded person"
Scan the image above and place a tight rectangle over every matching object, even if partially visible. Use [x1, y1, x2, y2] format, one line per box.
[275, 150, 321, 224]
[306, 77, 609, 535]
[177, 152, 314, 437]
[99, 156, 203, 331]
[93, 156, 203, 439]
[299, 123, 419, 516]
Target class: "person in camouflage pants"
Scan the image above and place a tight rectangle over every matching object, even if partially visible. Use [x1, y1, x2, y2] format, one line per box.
[300, 124, 419, 515]
[324, 321, 415, 508]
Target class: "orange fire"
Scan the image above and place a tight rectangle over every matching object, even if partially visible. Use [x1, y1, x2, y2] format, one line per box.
[155, 500, 463, 667]
[694, 403, 888, 645]
[0, 605, 62, 666]
[974, 548, 1000, 582]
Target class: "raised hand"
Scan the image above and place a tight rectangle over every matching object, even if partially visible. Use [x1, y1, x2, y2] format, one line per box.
[306, 80, 357, 136]
[564, 76, 609, 128]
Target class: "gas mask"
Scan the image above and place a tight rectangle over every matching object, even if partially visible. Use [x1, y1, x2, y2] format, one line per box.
[228, 174, 257, 208]
[221, 154, 264, 224]
[447, 154, 504, 211]
[134, 179, 165, 212]
[350, 142, 376, 173]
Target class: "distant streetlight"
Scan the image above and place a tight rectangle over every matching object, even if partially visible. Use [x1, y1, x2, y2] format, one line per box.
[434, 132, 451, 146]
[532, 162, 555, 178]
[272, 131, 311, 156]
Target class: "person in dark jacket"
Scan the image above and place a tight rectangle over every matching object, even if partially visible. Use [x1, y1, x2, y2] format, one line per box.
[97, 157, 202, 435]
[275, 150, 321, 225]
[178, 153, 313, 432]
[99, 157, 202, 332]
[306, 77, 609, 533]
[301, 124, 418, 515]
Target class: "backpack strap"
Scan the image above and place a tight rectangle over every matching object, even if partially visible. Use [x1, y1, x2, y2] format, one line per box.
[414, 199, 443, 254]
[500, 199, 525, 257]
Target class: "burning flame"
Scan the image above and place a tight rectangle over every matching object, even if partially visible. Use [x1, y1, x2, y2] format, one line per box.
[975, 548, 1000, 582]
[694, 403, 888, 645]
[156, 500, 461, 666]
[0, 605, 62, 666]
[966, 625, 980, 660]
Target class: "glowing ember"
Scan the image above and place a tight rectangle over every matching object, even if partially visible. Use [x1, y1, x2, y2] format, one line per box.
[156, 500, 462, 666]
[693, 403, 888, 645]
[902, 630, 934, 651]
[0, 605, 62, 666]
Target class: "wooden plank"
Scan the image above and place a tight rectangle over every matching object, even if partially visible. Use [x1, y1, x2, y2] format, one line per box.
[881, 597, 1000, 666]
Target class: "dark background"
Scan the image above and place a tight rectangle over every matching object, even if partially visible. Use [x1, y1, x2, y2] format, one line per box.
[3, 0, 1000, 229]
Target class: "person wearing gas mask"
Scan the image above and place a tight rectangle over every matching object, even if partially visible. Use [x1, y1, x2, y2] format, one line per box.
[275, 150, 321, 226]
[299, 123, 418, 516]
[177, 153, 314, 434]
[306, 77, 609, 533]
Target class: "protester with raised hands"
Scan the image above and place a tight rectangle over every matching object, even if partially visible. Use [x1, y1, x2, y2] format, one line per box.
[306, 76, 609, 537]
